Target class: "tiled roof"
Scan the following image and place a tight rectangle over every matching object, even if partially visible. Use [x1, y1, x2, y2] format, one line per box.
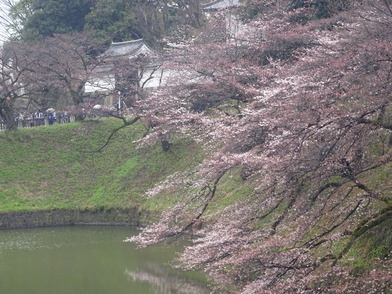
[104, 39, 156, 58]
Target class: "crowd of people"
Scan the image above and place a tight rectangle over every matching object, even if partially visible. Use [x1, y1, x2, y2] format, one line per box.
[0, 109, 73, 131]
[0, 103, 121, 131]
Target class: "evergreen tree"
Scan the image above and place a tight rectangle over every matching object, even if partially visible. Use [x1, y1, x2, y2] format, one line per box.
[84, 0, 139, 42]
[10, 0, 96, 40]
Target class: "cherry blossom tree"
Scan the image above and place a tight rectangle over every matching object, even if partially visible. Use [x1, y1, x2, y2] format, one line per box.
[0, 40, 39, 130]
[126, 0, 392, 292]
[24, 33, 105, 111]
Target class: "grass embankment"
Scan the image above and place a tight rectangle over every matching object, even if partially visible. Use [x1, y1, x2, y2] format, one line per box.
[0, 118, 204, 212]
[1, 118, 390, 287]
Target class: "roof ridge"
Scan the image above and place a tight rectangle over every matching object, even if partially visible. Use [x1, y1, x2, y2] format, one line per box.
[110, 39, 144, 46]
[202, 0, 240, 9]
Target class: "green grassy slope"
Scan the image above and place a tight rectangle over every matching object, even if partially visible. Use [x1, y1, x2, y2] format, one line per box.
[0, 119, 204, 212]
[1, 117, 391, 291]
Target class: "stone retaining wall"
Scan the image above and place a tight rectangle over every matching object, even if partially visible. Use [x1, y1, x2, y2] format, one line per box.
[0, 208, 154, 229]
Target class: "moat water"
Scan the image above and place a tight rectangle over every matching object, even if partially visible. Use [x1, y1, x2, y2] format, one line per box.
[0, 226, 210, 294]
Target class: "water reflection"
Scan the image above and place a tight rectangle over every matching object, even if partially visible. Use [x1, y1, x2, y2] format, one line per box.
[124, 262, 209, 294]
[0, 226, 210, 294]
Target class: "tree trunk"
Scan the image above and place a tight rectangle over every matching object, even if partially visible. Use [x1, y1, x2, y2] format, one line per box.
[0, 103, 17, 131]
[161, 139, 171, 152]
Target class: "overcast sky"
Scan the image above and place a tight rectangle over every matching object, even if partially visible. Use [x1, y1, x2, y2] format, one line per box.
[0, 1, 15, 44]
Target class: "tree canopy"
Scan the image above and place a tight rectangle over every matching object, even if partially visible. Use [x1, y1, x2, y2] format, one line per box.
[0, 0, 391, 292]
[83, 0, 137, 42]
[10, 0, 96, 40]
[124, 0, 392, 292]
[8, 0, 205, 43]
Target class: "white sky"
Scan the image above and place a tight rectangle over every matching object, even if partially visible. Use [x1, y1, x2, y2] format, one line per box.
[0, 1, 16, 44]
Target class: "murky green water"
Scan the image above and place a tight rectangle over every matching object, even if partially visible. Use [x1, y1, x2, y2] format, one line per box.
[0, 226, 210, 294]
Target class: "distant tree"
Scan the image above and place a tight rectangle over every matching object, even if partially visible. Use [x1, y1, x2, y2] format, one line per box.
[24, 33, 104, 111]
[241, 0, 352, 21]
[9, 0, 96, 40]
[84, 0, 204, 44]
[0, 33, 106, 129]
[0, 41, 38, 130]
[84, 0, 138, 42]
[121, 0, 204, 43]
[6, 0, 204, 43]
